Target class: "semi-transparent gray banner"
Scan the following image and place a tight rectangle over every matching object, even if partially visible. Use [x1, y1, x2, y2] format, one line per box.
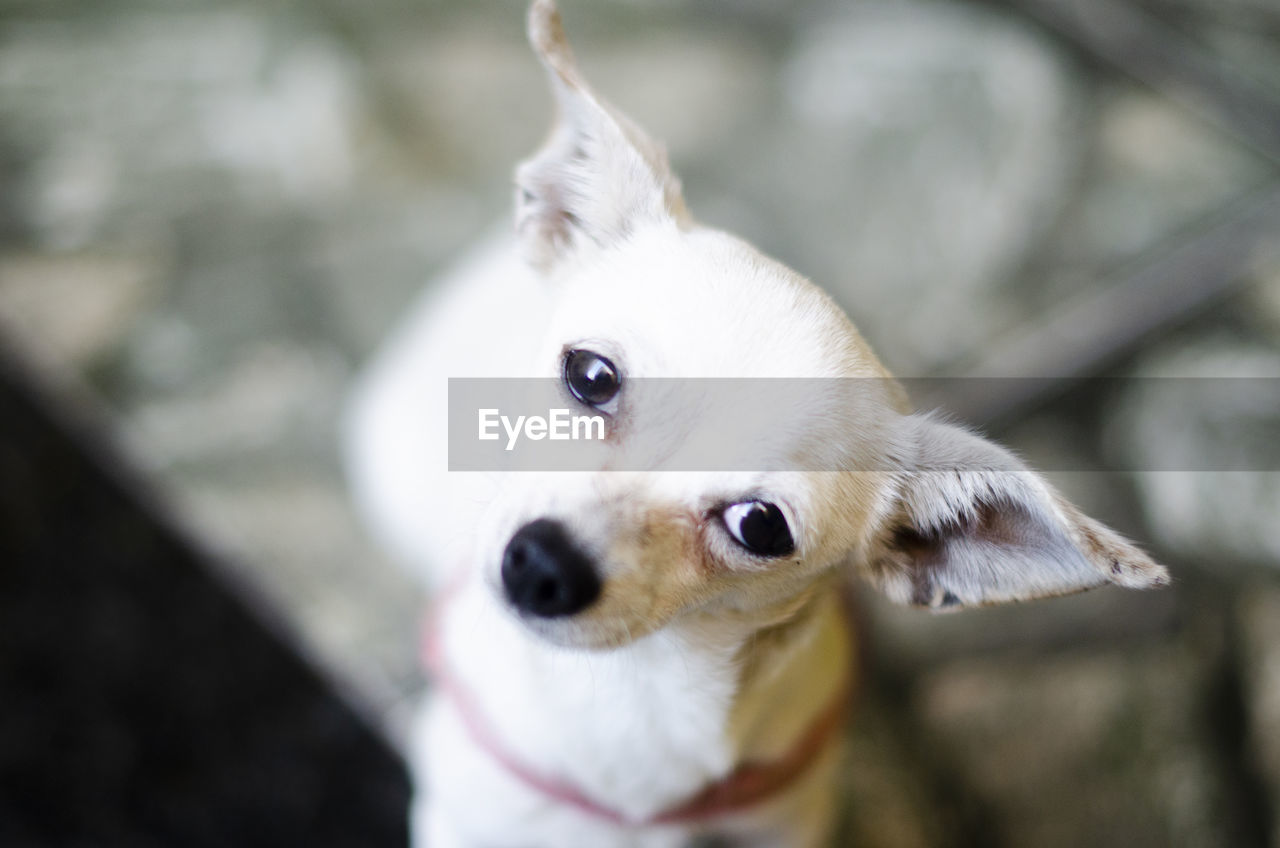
[447, 377, 1280, 472]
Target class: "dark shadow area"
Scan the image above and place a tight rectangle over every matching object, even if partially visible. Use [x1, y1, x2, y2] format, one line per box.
[0, 350, 411, 848]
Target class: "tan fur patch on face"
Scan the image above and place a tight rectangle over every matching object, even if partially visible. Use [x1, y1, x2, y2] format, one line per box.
[548, 502, 712, 648]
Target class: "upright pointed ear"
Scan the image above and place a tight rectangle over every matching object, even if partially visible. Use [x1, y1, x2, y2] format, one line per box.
[862, 414, 1169, 610]
[517, 0, 690, 271]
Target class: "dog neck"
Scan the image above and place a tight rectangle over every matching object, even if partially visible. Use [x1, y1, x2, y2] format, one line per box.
[426, 569, 855, 824]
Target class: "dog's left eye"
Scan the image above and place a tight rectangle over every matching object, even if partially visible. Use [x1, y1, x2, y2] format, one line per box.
[723, 501, 794, 557]
[564, 349, 621, 409]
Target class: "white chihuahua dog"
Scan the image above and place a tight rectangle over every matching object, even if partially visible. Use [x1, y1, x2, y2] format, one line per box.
[345, 2, 1169, 845]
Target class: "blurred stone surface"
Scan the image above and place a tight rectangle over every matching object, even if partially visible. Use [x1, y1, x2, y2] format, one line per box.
[1246, 246, 1280, 336]
[0, 9, 363, 249]
[122, 341, 348, 469]
[1029, 85, 1271, 308]
[764, 0, 1080, 373]
[913, 631, 1240, 847]
[1137, 0, 1280, 101]
[0, 2, 435, 739]
[0, 250, 160, 371]
[1107, 336, 1280, 569]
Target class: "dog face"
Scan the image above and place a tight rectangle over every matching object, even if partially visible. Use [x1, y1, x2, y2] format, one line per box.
[478, 0, 1167, 651]
[480, 225, 906, 649]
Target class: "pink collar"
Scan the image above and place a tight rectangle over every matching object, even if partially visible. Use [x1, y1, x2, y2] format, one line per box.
[422, 586, 856, 827]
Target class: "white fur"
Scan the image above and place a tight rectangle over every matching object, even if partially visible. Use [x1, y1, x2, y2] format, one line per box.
[344, 2, 1168, 845]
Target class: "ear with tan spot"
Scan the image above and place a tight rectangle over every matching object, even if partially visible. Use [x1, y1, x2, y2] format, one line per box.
[517, 0, 689, 271]
[862, 414, 1169, 610]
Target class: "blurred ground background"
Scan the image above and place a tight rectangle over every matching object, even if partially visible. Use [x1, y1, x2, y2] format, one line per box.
[0, 0, 1278, 844]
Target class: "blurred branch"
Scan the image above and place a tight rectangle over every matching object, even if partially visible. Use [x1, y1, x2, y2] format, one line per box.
[922, 182, 1280, 429]
[997, 0, 1280, 163]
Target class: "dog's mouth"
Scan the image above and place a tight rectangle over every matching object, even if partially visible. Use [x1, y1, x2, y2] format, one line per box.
[488, 571, 667, 651]
[513, 613, 638, 650]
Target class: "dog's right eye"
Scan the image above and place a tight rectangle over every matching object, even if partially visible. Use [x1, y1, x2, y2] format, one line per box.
[723, 501, 794, 558]
[564, 349, 621, 409]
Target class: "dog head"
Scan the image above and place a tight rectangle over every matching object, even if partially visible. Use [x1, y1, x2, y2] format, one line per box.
[480, 0, 1167, 650]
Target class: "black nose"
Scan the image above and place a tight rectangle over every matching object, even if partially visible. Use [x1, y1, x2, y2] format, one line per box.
[501, 519, 601, 618]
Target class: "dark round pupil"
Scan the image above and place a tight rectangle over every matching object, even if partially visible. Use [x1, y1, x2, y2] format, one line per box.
[565, 350, 620, 407]
[739, 503, 793, 556]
